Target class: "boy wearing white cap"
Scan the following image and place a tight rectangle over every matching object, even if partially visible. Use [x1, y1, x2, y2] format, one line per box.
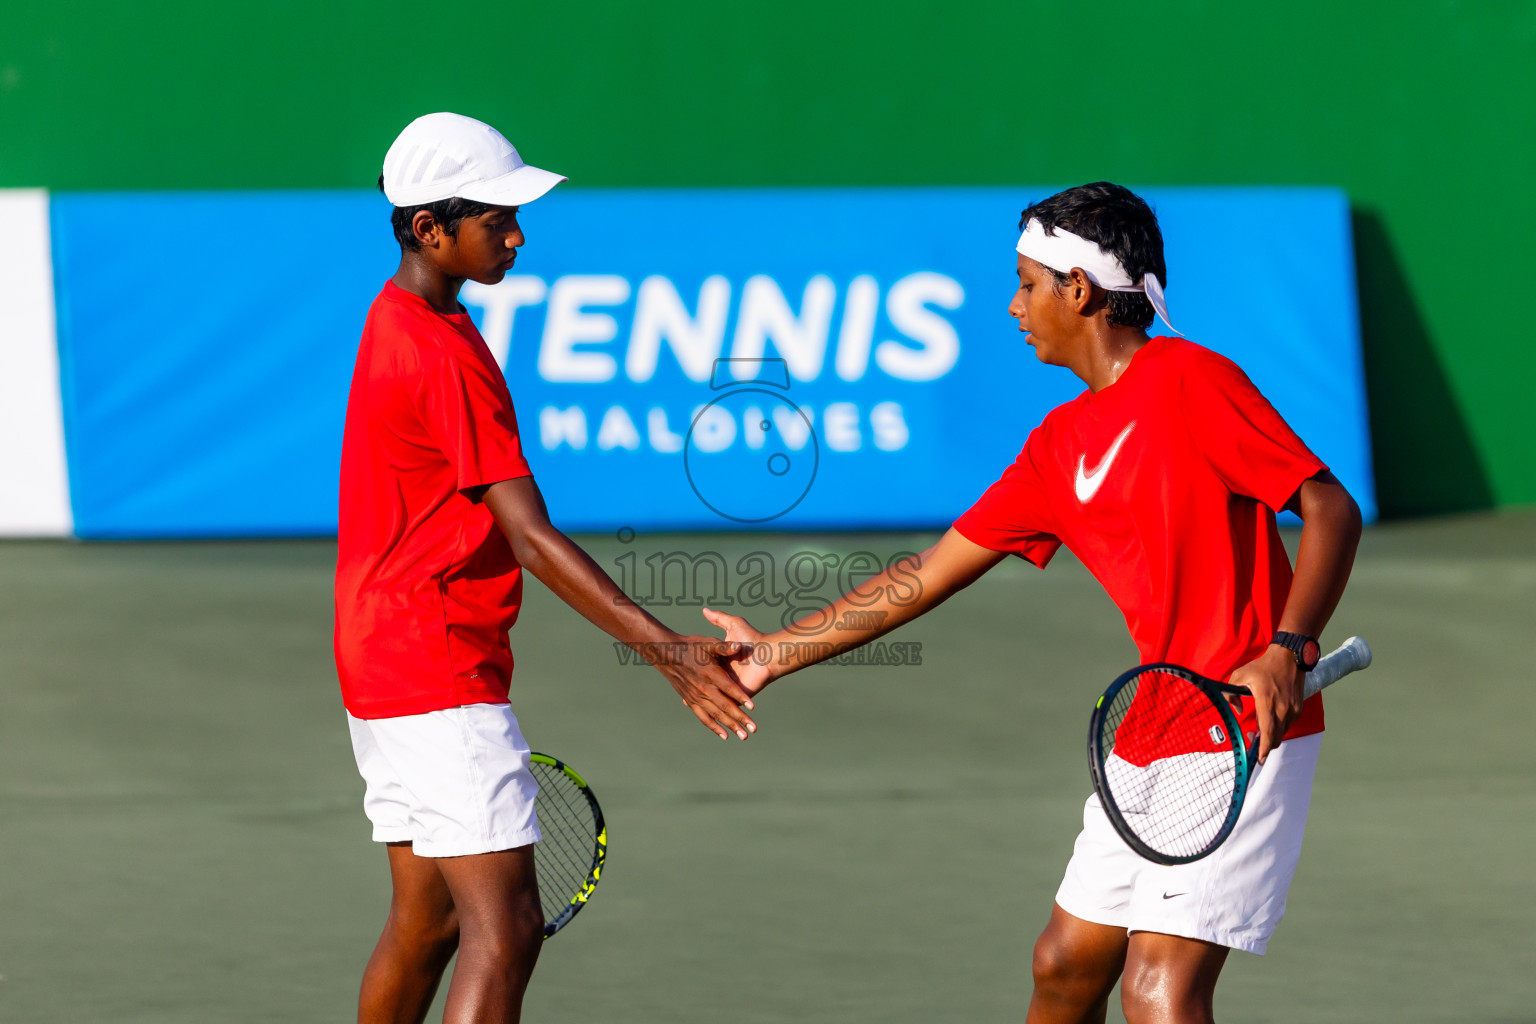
[706, 182, 1362, 1022]
[336, 113, 757, 1024]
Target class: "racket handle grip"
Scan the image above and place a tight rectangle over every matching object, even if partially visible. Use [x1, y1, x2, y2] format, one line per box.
[1304, 635, 1372, 698]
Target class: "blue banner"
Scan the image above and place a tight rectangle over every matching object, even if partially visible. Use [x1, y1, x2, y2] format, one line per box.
[51, 187, 1373, 538]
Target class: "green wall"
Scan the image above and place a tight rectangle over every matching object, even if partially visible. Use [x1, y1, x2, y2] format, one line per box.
[3, 0, 1531, 516]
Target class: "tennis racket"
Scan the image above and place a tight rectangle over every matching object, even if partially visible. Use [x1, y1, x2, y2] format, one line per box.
[529, 753, 607, 938]
[1088, 636, 1371, 865]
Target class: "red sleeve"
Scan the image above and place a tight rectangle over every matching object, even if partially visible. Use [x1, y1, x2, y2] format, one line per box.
[416, 340, 533, 497]
[1183, 350, 1326, 511]
[952, 426, 1063, 569]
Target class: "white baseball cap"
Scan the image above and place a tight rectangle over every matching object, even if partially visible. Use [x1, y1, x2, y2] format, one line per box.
[381, 112, 567, 208]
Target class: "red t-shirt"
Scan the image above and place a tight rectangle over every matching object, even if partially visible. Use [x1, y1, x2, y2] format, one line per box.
[334, 281, 534, 719]
[953, 337, 1327, 752]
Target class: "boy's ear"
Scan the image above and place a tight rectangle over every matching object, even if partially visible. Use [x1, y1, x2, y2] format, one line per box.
[411, 209, 443, 249]
[1067, 267, 1095, 314]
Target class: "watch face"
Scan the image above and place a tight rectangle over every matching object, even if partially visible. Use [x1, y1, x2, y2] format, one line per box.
[1302, 639, 1321, 668]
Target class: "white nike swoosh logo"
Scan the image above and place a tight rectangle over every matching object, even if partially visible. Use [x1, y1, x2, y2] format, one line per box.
[1075, 422, 1136, 503]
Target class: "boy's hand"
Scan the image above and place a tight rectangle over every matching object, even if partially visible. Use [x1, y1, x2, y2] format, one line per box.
[1230, 645, 1305, 765]
[644, 634, 759, 740]
[702, 608, 776, 695]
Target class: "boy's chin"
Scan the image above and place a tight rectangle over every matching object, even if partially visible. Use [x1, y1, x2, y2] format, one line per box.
[469, 267, 510, 286]
[1029, 341, 1065, 367]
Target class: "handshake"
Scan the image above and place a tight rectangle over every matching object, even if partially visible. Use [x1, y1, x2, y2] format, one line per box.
[607, 527, 993, 741]
[624, 607, 780, 742]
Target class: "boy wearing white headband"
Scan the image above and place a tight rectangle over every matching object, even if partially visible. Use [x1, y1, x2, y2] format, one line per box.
[707, 182, 1362, 1023]
[336, 113, 758, 1024]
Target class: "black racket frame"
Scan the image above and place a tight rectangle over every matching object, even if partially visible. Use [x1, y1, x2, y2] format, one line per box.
[530, 752, 608, 939]
[1087, 664, 1256, 866]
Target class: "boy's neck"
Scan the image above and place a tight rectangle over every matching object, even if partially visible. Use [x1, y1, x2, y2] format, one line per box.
[392, 254, 466, 315]
[1076, 322, 1153, 393]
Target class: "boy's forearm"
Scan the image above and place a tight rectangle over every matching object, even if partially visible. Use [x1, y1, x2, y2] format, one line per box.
[762, 558, 929, 678]
[1278, 473, 1363, 640]
[484, 478, 756, 738]
[480, 478, 676, 650]
[1235, 472, 1362, 763]
[762, 529, 1004, 679]
[513, 524, 680, 649]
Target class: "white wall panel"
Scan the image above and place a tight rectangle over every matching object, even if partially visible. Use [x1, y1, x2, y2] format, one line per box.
[0, 190, 72, 536]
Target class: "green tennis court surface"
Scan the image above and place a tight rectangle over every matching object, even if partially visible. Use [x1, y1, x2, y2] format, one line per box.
[2, 514, 1532, 1022]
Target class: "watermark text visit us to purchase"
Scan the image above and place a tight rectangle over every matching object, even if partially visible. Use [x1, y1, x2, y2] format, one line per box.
[610, 542, 926, 668]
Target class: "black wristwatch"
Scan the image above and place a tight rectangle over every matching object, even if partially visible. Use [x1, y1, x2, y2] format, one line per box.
[1272, 631, 1320, 672]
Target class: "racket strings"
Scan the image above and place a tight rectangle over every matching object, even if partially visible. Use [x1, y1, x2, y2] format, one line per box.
[529, 762, 600, 922]
[1099, 671, 1242, 860]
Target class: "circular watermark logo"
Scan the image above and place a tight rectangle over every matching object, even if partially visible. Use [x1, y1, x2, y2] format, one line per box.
[684, 386, 819, 523]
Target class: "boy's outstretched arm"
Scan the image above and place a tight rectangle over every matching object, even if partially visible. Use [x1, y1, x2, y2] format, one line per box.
[704, 528, 1007, 694]
[479, 477, 758, 740]
[1230, 469, 1363, 764]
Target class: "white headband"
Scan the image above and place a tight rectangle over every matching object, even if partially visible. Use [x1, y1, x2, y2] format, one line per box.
[1016, 219, 1180, 335]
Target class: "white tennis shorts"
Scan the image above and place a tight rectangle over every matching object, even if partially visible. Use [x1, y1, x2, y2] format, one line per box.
[347, 702, 542, 858]
[1054, 732, 1321, 955]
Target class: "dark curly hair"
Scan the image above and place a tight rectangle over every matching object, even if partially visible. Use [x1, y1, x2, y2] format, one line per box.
[1019, 182, 1166, 330]
[379, 174, 496, 252]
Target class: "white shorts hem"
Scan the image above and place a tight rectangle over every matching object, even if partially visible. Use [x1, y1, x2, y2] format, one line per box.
[1053, 898, 1274, 957]
[370, 825, 414, 844]
[1053, 893, 1129, 931]
[1125, 924, 1271, 956]
[1199, 929, 1270, 956]
[413, 824, 543, 859]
